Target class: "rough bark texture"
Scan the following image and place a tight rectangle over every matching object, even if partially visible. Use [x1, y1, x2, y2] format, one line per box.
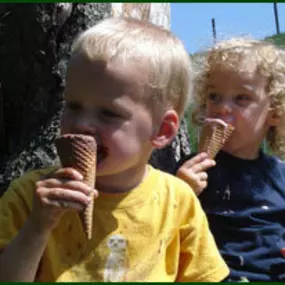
[0, 3, 191, 196]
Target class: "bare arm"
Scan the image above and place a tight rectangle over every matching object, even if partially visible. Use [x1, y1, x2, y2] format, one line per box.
[0, 218, 50, 282]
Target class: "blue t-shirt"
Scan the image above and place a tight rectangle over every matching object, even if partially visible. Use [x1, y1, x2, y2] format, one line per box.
[177, 150, 285, 281]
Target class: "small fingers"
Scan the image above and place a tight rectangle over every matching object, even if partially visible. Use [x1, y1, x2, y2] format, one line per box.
[42, 197, 86, 212]
[191, 158, 216, 173]
[177, 166, 208, 196]
[38, 186, 91, 206]
[177, 167, 195, 181]
[47, 167, 84, 181]
[182, 152, 209, 168]
[197, 171, 208, 181]
[194, 181, 208, 196]
[177, 168, 197, 188]
[36, 179, 92, 196]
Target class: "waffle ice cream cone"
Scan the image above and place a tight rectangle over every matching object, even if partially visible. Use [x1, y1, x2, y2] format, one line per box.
[55, 134, 97, 240]
[198, 118, 235, 159]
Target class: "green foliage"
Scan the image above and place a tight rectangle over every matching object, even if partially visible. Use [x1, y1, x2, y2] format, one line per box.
[264, 33, 285, 48]
[185, 105, 199, 152]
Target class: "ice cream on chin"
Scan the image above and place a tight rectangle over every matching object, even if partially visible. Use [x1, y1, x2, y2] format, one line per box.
[55, 134, 97, 240]
[198, 118, 235, 159]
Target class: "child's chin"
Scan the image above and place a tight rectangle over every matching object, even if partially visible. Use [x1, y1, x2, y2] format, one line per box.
[222, 144, 237, 156]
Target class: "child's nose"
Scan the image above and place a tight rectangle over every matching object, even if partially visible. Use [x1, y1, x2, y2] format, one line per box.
[216, 101, 233, 115]
[74, 118, 97, 137]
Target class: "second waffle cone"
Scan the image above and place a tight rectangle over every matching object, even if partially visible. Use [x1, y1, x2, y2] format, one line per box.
[55, 134, 97, 240]
[198, 118, 235, 159]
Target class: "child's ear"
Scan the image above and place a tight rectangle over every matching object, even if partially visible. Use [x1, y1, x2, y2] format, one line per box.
[151, 109, 179, 149]
[267, 109, 281, 127]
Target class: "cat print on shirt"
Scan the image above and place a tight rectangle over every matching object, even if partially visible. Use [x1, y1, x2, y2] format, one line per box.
[104, 234, 129, 282]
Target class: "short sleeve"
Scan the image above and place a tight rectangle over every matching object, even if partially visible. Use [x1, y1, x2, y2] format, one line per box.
[0, 167, 56, 251]
[176, 190, 229, 282]
[0, 180, 31, 250]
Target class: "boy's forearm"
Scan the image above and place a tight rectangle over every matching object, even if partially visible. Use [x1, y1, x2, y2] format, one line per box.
[0, 218, 50, 282]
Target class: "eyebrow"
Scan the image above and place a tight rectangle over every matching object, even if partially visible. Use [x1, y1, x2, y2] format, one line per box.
[108, 100, 132, 117]
[240, 84, 254, 91]
[207, 84, 254, 92]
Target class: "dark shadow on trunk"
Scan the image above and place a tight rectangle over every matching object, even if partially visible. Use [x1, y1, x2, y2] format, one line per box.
[0, 4, 191, 196]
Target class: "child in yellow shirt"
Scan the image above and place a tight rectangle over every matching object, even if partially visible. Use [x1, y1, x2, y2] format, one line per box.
[0, 17, 229, 282]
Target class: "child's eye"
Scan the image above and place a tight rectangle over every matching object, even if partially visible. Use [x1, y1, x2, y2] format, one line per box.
[102, 110, 120, 117]
[207, 92, 221, 103]
[235, 94, 251, 106]
[100, 109, 122, 120]
[65, 102, 82, 112]
[236, 94, 250, 101]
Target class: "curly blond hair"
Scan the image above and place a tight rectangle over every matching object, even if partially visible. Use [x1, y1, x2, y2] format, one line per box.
[192, 37, 285, 157]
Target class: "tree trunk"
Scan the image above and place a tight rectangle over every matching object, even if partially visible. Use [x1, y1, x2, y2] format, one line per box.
[0, 3, 191, 196]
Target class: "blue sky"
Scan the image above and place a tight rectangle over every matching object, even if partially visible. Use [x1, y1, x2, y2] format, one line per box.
[171, 3, 285, 54]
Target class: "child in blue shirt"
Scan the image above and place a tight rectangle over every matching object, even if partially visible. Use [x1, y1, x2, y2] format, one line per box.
[177, 38, 285, 281]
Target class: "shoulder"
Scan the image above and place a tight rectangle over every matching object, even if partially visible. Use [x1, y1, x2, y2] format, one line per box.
[148, 165, 201, 218]
[8, 166, 57, 192]
[263, 152, 285, 175]
[1, 166, 57, 208]
[261, 153, 285, 191]
[0, 167, 56, 251]
[273, 156, 285, 170]
[150, 165, 196, 196]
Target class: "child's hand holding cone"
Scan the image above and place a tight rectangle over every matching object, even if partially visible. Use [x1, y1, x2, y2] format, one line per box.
[31, 165, 96, 233]
[55, 134, 97, 240]
[177, 118, 234, 196]
[177, 152, 216, 196]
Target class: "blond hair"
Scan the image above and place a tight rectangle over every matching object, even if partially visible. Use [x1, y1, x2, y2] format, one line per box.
[71, 17, 192, 119]
[193, 37, 285, 157]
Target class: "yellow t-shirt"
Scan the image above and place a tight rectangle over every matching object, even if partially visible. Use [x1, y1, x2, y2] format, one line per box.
[0, 165, 229, 282]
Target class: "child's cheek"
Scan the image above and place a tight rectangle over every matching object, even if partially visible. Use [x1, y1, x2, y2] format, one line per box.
[60, 114, 73, 134]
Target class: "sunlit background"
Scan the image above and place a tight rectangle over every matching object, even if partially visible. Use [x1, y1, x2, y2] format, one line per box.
[171, 3, 285, 54]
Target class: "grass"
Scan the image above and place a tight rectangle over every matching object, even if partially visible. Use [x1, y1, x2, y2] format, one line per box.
[185, 105, 199, 152]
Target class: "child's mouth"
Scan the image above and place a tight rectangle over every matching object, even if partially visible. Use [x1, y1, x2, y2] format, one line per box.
[220, 115, 235, 126]
[97, 145, 108, 164]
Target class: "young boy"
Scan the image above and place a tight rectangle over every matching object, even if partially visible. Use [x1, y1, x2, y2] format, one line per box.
[0, 18, 229, 282]
[177, 38, 285, 281]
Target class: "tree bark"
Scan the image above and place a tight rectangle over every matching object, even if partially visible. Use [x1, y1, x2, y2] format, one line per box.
[0, 3, 191, 196]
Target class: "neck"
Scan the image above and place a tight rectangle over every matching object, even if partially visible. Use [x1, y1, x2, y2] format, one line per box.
[223, 144, 261, 160]
[96, 165, 148, 194]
